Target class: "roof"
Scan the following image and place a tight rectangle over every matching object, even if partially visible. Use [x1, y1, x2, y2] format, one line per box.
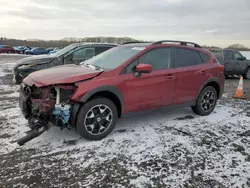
[121, 40, 202, 48]
[121, 42, 152, 47]
[77, 42, 119, 47]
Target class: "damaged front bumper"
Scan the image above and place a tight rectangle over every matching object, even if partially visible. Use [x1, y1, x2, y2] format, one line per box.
[18, 82, 79, 145]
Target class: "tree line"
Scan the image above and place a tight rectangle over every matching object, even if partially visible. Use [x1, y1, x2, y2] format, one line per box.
[0, 37, 249, 51]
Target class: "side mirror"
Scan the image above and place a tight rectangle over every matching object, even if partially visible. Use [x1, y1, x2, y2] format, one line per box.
[237, 56, 246, 61]
[135, 63, 152, 73]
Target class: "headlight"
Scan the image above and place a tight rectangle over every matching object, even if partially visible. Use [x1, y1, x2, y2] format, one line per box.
[18, 63, 47, 70]
[18, 64, 34, 69]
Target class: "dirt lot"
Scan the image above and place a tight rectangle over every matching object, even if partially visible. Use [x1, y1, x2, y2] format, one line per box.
[0, 54, 250, 188]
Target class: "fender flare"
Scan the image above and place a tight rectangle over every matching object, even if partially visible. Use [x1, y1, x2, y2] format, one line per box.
[196, 78, 220, 99]
[81, 85, 123, 108]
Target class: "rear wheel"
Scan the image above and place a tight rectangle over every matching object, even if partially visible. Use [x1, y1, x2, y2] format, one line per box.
[76, 97, 118, 140]
[243, 67, 250, 79]
[192, 86, 218, 116]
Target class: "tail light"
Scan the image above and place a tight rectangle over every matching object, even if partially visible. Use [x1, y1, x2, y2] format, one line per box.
[217, 65, 224, 72]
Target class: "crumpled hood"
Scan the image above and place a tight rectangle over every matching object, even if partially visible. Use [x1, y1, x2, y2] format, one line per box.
[14, 54, 55, 68]
[23, 64, 103, 87]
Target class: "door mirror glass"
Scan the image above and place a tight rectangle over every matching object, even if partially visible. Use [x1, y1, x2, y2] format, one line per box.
[135, 63, 152, 73]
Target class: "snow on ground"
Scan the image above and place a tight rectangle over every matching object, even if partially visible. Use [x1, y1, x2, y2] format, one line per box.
[0, 54, 250, 187]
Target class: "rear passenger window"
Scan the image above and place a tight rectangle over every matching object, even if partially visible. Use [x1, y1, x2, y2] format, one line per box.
[199, 52, 210, 63]
[174, 48, 203, 68]
[224, 50, 233, 60]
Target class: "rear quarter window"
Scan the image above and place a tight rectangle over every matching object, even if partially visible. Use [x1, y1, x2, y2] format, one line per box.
[199, 52, 210, 63]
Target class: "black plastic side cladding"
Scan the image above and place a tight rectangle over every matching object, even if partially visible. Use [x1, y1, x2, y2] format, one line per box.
[81, 85, 123, 110]
[197, 78, 222, 99]
[70, 103, 81, 128]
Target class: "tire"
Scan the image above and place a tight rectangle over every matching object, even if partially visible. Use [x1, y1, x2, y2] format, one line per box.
[243, 67, 250, 79]
[76, 97, 118, 140]
[191, 86, 218, 116]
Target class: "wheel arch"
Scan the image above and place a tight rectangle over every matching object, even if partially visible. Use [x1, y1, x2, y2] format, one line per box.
[81, 85, 123, 118]
[197, 78, 221, 99]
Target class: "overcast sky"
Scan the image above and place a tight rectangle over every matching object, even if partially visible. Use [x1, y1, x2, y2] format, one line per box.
[0, 0, 249, 47]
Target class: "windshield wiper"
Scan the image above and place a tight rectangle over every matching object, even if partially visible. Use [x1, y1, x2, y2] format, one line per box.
[83, 63, 103, 70]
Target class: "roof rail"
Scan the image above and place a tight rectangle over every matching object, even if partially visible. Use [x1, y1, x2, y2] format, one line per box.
[121, 41, 149, 45]
[152, 40, 201, 48]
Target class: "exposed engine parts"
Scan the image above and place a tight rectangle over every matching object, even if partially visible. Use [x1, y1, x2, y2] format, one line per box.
[17, 83, 76, 145]
[52, 104, 72, 130]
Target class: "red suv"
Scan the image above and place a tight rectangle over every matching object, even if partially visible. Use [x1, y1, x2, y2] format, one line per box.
[19, 40, 225, 141]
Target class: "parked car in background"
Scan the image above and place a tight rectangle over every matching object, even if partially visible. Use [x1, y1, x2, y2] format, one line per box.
[207, 47, 250, 79]
[14, 46, 31, 54]
[13, 42, 118, 83]
[46, 47, 54, 54]
[49, 47, 62, 54]
[19, 40, 225, 141]
[0, 45, 16, 53]
[25, 47, 48, 55]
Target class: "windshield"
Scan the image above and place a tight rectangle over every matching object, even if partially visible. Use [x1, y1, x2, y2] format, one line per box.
[80, 46, 146, 69]
[53, 43, 79, 57]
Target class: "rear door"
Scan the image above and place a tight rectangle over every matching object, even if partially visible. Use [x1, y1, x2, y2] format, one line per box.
[223, 50, 237, 74]
[172, 47, 211, 104]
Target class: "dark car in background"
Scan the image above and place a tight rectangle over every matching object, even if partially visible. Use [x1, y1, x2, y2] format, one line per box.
[12, 43, 118, 83]
[207, 47, 250, 79]
[0, 45, 16, 53]
[49, 47, 62, 54]
[25, 47, 48, 55]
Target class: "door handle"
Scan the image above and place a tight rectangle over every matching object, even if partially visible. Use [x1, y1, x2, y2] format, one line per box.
[201, 71, 206, 75]
[196, 70, 207, 75]
[165, 74, 175, 80]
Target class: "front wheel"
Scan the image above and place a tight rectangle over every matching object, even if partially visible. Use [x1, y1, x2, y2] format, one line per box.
[243, 67, 250, 79]
[192, 86, 218, 116]
[76, 97, 118, 140]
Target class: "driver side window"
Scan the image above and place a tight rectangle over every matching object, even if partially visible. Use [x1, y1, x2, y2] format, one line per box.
[122, 47, 172, 74]
[233, 51, 243, 60]
[73, 47, 95, 60]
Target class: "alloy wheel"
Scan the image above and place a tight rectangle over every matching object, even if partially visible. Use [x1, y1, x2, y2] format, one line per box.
[201, 91, 216, 112]
[84, 104, 113, 135]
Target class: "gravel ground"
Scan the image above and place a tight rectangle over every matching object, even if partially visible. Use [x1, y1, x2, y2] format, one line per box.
[0, 54, 250, 188]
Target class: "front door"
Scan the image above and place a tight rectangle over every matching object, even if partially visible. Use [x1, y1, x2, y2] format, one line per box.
[232, 51, 247, 74]
[119, 47, 175, 113]
[64, 47, 95, 65]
